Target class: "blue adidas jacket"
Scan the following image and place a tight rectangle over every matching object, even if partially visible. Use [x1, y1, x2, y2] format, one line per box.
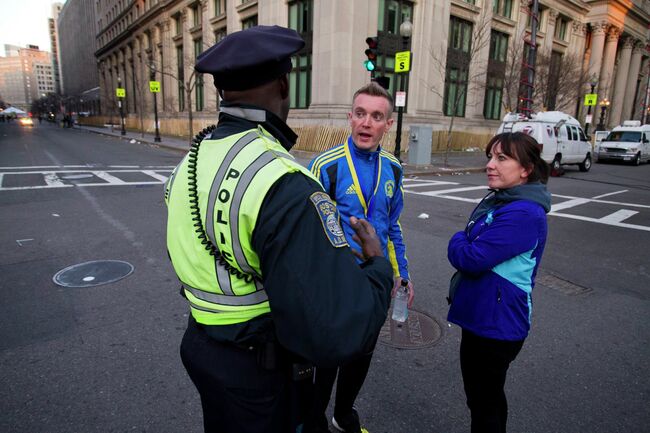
[309, 137, 409, 279]
[447, 184, 551, 341]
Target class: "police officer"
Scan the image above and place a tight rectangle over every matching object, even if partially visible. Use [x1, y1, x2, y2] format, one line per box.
[165, 25, 394, 433]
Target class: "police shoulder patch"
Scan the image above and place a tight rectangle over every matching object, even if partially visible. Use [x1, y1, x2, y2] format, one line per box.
[309, 192, 348, 248]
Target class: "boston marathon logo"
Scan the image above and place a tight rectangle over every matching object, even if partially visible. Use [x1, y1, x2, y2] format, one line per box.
[309, 192, 348, 248]
[385, 180, 395, 198]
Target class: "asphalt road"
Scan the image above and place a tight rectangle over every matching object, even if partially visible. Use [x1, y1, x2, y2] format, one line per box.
[1, 122, 648, 433]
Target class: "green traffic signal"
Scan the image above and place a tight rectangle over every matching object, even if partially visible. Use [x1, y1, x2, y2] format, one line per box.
[365, 36, 378, 72]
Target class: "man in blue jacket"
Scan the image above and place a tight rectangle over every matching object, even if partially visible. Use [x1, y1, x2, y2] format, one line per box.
[305, 82, 413, 433]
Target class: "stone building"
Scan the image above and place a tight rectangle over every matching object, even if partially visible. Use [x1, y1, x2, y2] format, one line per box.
[94, 0, 650, 147]
[0, 45, 54, 111]
[49, 2, 64, 95]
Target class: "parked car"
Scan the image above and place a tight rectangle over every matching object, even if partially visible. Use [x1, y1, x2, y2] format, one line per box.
[595, 120, 650, 165]
[497, 111, 592, 172]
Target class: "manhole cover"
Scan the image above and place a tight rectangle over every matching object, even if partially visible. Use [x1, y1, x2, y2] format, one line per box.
[536, 270, 592, 295]
[53, 260, 134, 288]
[378, 309, 442, 349]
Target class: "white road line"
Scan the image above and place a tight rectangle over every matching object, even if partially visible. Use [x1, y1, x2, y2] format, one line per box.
[93, 171, 126, 184]
[141, 170, 169, 182]
[404, 190, 483, 203]
[550, 198, 591, 212]
[43, 172, 66, 187]
[549, 211, 650, 232]
[109, 165, 140, 168]
[404, 181, 458, 188]
[417, 186, 488, 196]
[0, 165, 89, 170]
[552, 194, 650, 209]
[592, 190, 628, 199]
[0, 173, 3, 188]
[0, 185, 74, 191]
[77, 181, 162, 187]
[598, 209, 639, 224]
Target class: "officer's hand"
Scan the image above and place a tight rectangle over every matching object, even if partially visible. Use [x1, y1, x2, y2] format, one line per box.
[350, 216, 383, 260]
[392, 277, 415, 307]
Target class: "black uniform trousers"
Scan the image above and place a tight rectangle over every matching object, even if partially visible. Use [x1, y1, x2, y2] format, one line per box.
[460, 329, 524, 433]
[180, 317, 311, 433]
[305, 351, 374, 431]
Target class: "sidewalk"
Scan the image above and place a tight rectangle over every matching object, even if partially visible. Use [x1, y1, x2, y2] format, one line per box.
[76, 124, 487, 176]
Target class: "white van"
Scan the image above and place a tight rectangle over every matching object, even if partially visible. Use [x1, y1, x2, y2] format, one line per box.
[595, 120, 650, 165]
[497, 111, 592, 172]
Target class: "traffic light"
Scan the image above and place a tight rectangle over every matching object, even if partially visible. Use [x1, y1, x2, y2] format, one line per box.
[373, 76, 390, 90]
[364, 37, 378, 72]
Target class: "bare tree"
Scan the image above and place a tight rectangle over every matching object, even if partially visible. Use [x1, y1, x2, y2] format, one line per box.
[501, 31, 527, 114]
[132, 59, 148, 138]
[149, 50, 205, 143]
[502, 34, 589, 115]
[533, 50, 588, 112]
[425, 8, 492, 166]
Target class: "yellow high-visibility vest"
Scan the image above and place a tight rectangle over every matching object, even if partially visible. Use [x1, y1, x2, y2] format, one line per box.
[166, 126, 319, 325]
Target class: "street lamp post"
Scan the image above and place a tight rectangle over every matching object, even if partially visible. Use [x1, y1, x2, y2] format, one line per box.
[117, 76, 126, 135]
[584, 75, 598, 135]
[150, 62, 161, 143]
[596, 98, 610, 132]
[394, 18, 412, 161]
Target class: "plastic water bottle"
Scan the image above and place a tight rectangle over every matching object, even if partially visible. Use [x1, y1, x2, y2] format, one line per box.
[391, 280, 409, 323]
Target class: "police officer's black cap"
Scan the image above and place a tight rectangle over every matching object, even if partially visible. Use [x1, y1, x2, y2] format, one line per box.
[195, 25, 305, 91]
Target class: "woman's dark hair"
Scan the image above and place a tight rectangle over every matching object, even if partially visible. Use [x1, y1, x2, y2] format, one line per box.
[485, 132, 550, 184]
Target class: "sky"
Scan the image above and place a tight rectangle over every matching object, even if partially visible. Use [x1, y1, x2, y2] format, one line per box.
[0, 0, 63, 55]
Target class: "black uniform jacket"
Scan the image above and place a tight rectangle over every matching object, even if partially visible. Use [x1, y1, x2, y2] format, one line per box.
[199, 102, 393, 368]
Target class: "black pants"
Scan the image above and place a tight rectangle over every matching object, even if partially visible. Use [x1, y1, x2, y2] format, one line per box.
[460, 329, 524, 433]
[180, 318, 310, 433]
[304, 352, 373, 431]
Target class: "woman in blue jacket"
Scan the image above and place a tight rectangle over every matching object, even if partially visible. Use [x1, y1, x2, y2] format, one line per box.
[447, 132, 551, 433]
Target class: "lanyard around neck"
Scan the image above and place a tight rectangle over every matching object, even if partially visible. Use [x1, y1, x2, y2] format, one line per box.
[344, 137, 381, 218]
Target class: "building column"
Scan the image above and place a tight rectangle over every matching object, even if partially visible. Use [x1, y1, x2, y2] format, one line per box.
[587, 22, 607, 90]
[622, 41, 644, 122]
[543, 10, 559, 53]
[609, 36, 634, 127]
[599, 24, 620, 102]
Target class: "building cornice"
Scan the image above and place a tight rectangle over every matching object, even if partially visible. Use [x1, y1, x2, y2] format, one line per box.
[96, 0, 178, 59]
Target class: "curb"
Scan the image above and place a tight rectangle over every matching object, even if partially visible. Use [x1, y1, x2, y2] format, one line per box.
[78, 126, 190, 154]
[76, 126, 486, 176]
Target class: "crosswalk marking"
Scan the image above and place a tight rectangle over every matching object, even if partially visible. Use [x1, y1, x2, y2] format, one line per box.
[550, 198, 591, 212]
[592, 190, 628, 199]
[417, 186, 488, 196]
[549, 211, 650, 232]
[44, 172, 66, 187]
[94, 171, 126, 184]
[597, 209, 639, 224]
[0, 167, 173, 191]
[142, 170, 169, 182]
[402, 179, 650, 232]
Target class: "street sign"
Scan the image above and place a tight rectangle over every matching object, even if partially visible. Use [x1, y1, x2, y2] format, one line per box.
[116, 87, 126, 98]
[149, 81, 161, 93]
[585, 114, 593, 124]
[394, 51, 411, 73]
[396, 91, 406, 107]
[584, 93, 597, 106]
